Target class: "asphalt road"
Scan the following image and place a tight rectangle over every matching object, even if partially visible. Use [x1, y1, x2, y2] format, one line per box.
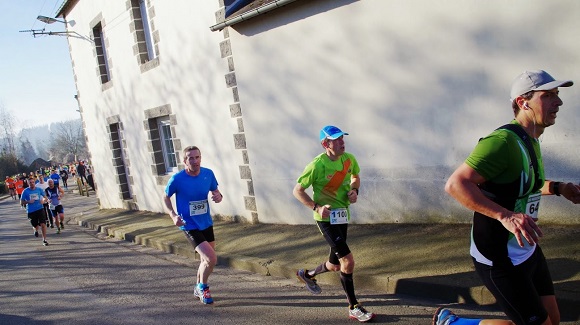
[0, 197, 548, 325]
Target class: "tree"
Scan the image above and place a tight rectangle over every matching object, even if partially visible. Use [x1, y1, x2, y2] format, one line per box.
[19, 136, 38, 165]
[0, 103, 17, 157]
[48, 119, 87, 163]
[0, 152, 26, 178]
[0, 103, 29, 177]
[35, 138, 50, 160]
[20, 125, 50, 161]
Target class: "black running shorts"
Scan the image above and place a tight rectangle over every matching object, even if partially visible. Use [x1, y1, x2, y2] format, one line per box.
[473, 246, 552, 325]
[316, 221, 351, 266]
[183, 226, 215, 249]
[28, 209, 46, 227]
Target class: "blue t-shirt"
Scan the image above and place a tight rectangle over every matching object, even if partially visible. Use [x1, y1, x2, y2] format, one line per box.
[50, 173, 61, 186]
[21, 187, 46, 213]
[165, 168, 218, 231]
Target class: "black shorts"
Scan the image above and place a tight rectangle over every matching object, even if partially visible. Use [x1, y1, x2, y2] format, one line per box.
[183, 226, 215, 249]
[316, 221, 351, 266]
[51, 205, 64, 215]
[28, 209, 46, 227]
[473, 246, 552, 325]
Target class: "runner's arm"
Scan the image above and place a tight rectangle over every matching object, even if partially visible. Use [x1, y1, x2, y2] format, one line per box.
[545, 180, 580, 203]
[445, 162, 542, 247]
[348, 174, 360, 203]
[162, 194, 185, 226]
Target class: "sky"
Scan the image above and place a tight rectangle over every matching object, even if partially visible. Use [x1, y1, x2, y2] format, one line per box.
[0, 0, 78, 131]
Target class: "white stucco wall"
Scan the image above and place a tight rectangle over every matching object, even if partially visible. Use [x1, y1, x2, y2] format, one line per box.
[64, 0, 580, 225]
[65, 1, 248, 219]
[225, 0, 580, 224]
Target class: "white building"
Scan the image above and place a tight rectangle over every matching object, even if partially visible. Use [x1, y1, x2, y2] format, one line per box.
[56, 0, 580, 224]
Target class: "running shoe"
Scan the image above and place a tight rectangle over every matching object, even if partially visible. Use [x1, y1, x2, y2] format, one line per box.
[296, 269, 322, 294]
[194, 284, 214, 304]
[432, 307, 457, 325]
[56, 228, 61, 234]
[43, 240, 49, 246]
[50, 224, 54, 228]
[60, 223, 64, 229]
[349, 304, 375, 322]
[34, 230, 39, 237]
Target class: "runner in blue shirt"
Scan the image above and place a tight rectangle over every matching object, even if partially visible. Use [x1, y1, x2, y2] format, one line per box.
[162, 146, 223, 304]
[49, 169, 61, 188]
[21, 177, 50, 246]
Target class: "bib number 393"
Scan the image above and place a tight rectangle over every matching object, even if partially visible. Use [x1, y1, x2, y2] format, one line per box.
[525, 193, 541, 220]
[330, 208, 348, 224]
[189, 200, 208, 216]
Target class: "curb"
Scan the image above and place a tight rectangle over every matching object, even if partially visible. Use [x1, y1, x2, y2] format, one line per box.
[69, 215, 579, 321]
[66, 215, 501, 305]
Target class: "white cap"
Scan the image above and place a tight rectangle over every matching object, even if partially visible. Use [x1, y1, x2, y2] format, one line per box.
[510, 70, 573, 101]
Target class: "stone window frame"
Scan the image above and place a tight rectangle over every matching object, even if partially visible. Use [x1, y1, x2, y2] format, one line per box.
[158, 116, 178, 173]
[127, 0, 160, 73]
[90, 13, 113, 91]
[143, 104, 182, 185]
[106, 115, 133, 204]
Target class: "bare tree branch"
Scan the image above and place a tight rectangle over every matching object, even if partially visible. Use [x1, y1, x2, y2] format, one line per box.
[48, 119, 87, 163]
[0, 103, 17, 156]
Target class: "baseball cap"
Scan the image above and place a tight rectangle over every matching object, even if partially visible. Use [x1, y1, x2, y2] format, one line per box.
[319, 125, 349, 142]
[510, 70, 573, 101]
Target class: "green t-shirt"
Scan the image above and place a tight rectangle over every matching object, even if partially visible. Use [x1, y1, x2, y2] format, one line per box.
[465, 120, 545, 201]
[297, 152, 360, 222]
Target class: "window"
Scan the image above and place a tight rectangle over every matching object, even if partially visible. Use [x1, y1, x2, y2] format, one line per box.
[93, 23, 111, 84]
[144, 105, 180, 181]
[158, 117, 177, 173]
[224, 0, 280, 18]
[130, 0, 158, 65]
[225, 0, 256, 18]
[139, 0, 156, 61]
[108, 122, 132, 200]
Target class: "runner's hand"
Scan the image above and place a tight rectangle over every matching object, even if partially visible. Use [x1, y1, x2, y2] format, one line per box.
[212, 192, 223, 203]
[499, 212, 543, 247]
[347, 189, 358, 203]
[317, 204, 332, 219]
[562, 182, 580, 204]
[171, 213, 185, 227]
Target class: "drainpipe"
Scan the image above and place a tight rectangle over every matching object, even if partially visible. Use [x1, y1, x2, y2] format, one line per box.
[210, 0, 299, 32]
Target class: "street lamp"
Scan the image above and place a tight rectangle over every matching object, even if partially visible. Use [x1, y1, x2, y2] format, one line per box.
[20, 15, 87, 41]
[37, 15, 66, 25]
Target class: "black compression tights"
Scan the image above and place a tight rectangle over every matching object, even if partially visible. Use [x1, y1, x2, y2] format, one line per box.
[307, 262, 329, 278]
[340, 272, 358, 307]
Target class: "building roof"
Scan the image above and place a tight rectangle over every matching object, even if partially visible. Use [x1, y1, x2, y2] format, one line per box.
[55, 0, 79, 18]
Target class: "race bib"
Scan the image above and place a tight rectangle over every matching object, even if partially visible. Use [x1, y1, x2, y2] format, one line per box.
[330, 208, 349, 224]
[49, 204, 55, 210]
[189, 200, 208, 216]
[525, 193, 541, 220]
[30, 194, 39, 201]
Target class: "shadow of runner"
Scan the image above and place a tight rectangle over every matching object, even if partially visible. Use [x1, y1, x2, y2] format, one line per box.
[0, 313, 53, 325]
[395, 267, 579, 322]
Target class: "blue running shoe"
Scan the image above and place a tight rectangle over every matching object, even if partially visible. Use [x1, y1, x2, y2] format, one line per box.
[194, 283, 214, 304]
[432, 307, 457, 325]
